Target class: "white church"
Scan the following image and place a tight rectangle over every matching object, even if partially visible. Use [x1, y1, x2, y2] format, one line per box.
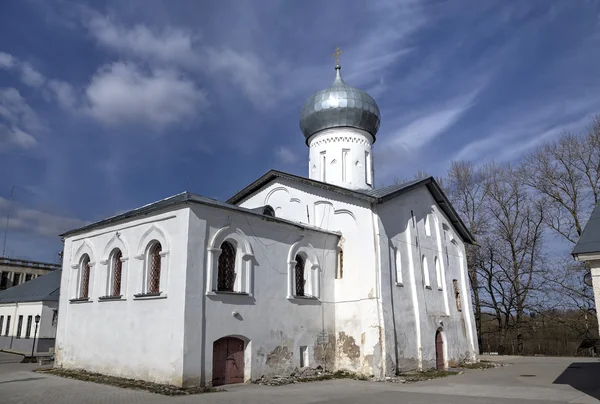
[55, 61, 479, 387]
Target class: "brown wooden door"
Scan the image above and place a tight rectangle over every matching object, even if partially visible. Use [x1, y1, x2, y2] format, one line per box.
[435, 331, 444, 370]
[212, 337, 245, 386]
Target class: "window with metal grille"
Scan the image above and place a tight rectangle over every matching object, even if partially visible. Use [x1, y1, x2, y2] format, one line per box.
[25, 315, 32, 338]
[148, 243, 162, 294]
[295, 255, 305, 296]
[80, 254, 91, 298]
[217, 241, 236, 292]
[4, 316, 10, 336]
[16, 315, 23, 338]
[111, 249, 123, 296]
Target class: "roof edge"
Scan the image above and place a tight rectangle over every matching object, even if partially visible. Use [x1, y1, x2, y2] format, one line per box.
[61, 191, 340, 239]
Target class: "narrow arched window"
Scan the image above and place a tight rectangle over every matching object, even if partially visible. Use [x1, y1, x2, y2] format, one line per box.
[148, 242, 162, 294]
[263, 205, 275, 217]
[295, 254, 305, 296]
[111, 249, 123, 296]
[80, 254, 91, 298]
[218, 241, 236, 292]
[434, 256, 442, 290]
[395, 248, 402, 284]
[422, 255, 430, 288]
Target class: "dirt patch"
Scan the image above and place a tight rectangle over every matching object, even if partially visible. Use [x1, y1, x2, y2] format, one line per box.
[35, 368, 220, 395]
[459, 361, 500, 370]
[254, 367, 368, 386]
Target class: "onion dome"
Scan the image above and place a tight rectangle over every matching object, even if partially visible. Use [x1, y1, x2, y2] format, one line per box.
[299, 64, 381, 143]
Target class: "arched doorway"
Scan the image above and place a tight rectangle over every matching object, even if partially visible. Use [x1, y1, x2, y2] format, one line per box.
[435, 331, 445, 370]
[212, 337, 245, 386]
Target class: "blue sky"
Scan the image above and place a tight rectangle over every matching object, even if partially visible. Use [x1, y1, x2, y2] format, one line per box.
[1, 0, 599, 262]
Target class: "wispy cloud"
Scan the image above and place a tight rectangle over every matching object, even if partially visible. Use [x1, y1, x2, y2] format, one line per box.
[453, 95, 600, 164]
[0, 196, 87, 237]
[275, 146, 300, 164]
[0, 88, 42, 150]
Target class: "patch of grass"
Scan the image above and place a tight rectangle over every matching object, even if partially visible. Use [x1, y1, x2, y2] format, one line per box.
[35, 368, 220, 395]
[398, 369, 458, 383]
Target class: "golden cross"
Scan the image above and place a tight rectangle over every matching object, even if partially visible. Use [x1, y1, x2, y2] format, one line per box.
[332, 47, 343, 65]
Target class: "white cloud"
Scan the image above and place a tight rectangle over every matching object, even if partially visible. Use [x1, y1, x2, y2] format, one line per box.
[275, 146, 300, 164]
[47, 79, 77, 110]
[84, 62, 208, 127]
[205, 47, 276, 109]
[20, 63, 46, 87]
[87, 15, 200, 67]
[0, 52, 15, 68]
[0, 88, 43, 150]
[0, 125, 37, 149]
[85, 15, 277, 109]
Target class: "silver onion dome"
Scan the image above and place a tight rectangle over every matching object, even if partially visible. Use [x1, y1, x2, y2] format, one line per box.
[300, 64, 381, 143]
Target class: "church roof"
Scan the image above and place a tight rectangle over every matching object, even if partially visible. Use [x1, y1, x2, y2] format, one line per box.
[0, 269, 61, 304]
[60, 192, 340, 238]
[227, 170, 476, 244]
[573, 201, 600, 257]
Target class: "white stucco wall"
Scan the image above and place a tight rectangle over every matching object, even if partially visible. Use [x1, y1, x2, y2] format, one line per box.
[376, 186, 478, 370]
[308, 128, 374, 190]
[237, 178, 387, 376]
[55, 206, 191, 386]
[182, 203, 339, 385]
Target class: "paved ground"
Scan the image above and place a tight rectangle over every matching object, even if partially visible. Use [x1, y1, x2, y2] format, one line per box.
[1, 352, 599, 404]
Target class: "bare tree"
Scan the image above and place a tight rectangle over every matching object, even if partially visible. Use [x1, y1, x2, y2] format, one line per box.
[520, 118, 600, 320]
[521, 119, 600, 244]
[479, 163, 546, 346]
[445, 160, 489, 352]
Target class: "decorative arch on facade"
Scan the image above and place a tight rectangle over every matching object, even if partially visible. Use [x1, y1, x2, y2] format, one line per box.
[286, 240, 321, 299]
[71, 239, 96, 299]
[207, 226, 254, 295]
[135, 225, 170, 258]
[134, 225, 170, 296]
[100, 232, 130, 297]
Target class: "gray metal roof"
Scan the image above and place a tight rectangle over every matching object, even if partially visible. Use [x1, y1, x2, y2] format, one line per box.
[0, 270, 61, 304]
[573, 201, 600, 256]
[227, 170, 476, 244]
[299, 65, 380, 143]
[60, 192, 340, 238]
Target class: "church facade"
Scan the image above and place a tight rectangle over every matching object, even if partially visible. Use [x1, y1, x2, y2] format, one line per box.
[55, 63, 478, 387]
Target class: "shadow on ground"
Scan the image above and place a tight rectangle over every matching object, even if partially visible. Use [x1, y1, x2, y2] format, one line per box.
[554, 361, 600, 400]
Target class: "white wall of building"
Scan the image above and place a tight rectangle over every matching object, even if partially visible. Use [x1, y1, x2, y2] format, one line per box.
[376, 186, 478, 370]
[237, 178, 387, 376]
[182, 203, 339, 386]
[308, 128, 374, 190]
[55, 207, 191, 386]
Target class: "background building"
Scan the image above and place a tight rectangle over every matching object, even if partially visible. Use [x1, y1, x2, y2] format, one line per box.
[0, 270, 61, 354]
[0, 257, 61, 290]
